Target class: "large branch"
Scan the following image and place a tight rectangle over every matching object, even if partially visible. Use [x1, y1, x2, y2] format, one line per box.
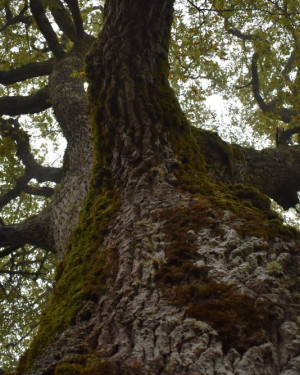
[0, 60, 53, 85]
[198, 129, 300, 209]
[64, 0, 84, 40]
[0, 214, 53, 252]
[30, 0, 65, 59]
[0, 87, 51, 116]
[23, 185, 55, 198]
[50, 0, 77, 42]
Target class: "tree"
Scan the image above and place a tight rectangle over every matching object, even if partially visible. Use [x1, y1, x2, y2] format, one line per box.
[1, 0, 300, 374]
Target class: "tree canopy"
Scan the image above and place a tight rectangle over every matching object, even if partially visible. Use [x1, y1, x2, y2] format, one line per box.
[0, 0, 300, 371]
[172, 0, 300, 145]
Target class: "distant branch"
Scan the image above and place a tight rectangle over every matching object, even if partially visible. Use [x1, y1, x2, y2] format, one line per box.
[0, 269, 37, 277]
[0, 86, 51, 116]
[0, 118, 43, 171]
[0, 245, 20, 259]
[227, 27, 253, 41]
[0, 4, 31, 32]
[0, 175, 31, 209]
[186, 1, 249, 13]
[251, 52, 271, 113]
[186, 0, 298, 16]
[0, 118, 61, 206]
[277, 126, 300, 145]
[5, 322, 39, 348]
[281, 51, 295, 84]
[30, 0, 65, 59]
[251, 52, 297, 124]
[0, 170, 58, 204]
[0, 60, 53, 85]
[235, 81, 252, 90]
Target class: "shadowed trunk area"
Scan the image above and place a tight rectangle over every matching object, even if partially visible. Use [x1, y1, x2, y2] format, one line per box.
[16, 1, 300, 375]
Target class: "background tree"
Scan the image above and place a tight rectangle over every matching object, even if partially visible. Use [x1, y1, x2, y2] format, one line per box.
[1, 0, 300, 374]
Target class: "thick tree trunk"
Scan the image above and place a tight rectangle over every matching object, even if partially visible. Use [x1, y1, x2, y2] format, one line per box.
[17, 1, 300, 375]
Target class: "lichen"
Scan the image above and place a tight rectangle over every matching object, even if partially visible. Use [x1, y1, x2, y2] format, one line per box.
[154, 176, 297, 353]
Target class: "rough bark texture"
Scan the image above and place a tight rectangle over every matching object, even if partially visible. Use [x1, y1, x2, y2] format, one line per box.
[45, 45, 94, 255]
[198, 130, 300, 209]
[16, 1, 300, 375]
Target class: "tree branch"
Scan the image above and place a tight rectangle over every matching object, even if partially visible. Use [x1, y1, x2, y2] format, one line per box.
[0, 118, 40, 170]
[0, 118, 61, 207]
[227, 27, 253, 41]
[0, 60, 53, 85]
[251, 52, 297, 123]
[0, 86, 51, 116]
[251, 52, 273, 113]
[186, 0, 296, 16]
[186, 1, 258, 13]
[198, 129, 300, 209]
[0, 175, 31, 209]
[22, 185, 55, 198]
[0, 245, 20, 259]
[0, 213, 54, 252]
[64, 0, 84, 40]
[225, 24, 299, 129]
[282, 50, 295, 83]
[0, 168, 58, 210]
[0, 118, 61, 181]
[277, 126, 300, 145]
[50, 0, 77, 42]
[30, 0, 65, 59]
[0, 3, 31, 32]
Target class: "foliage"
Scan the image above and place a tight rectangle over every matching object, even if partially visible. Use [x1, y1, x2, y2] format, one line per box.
[170, 0, 300, 146]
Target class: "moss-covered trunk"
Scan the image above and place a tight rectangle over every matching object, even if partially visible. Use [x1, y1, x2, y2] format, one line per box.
[16, 1, 300, 374]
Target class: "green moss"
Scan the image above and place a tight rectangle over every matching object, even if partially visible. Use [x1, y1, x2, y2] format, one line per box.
[173, 281, 272, 353]
[230, 184, 271, 210]
[169, 127, 215, 195]
[191, 127, 246, 177]
[54, 355, 120, 375]
[17, 64, 122, 375]
[154, 191, 295, 353]
[16, 175, 120, 374]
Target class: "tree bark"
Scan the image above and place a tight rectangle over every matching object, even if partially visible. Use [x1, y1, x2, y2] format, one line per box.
[16, 1, 300, 375]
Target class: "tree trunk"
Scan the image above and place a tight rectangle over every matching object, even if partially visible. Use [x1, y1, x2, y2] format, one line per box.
[16, 1, 300, 375]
